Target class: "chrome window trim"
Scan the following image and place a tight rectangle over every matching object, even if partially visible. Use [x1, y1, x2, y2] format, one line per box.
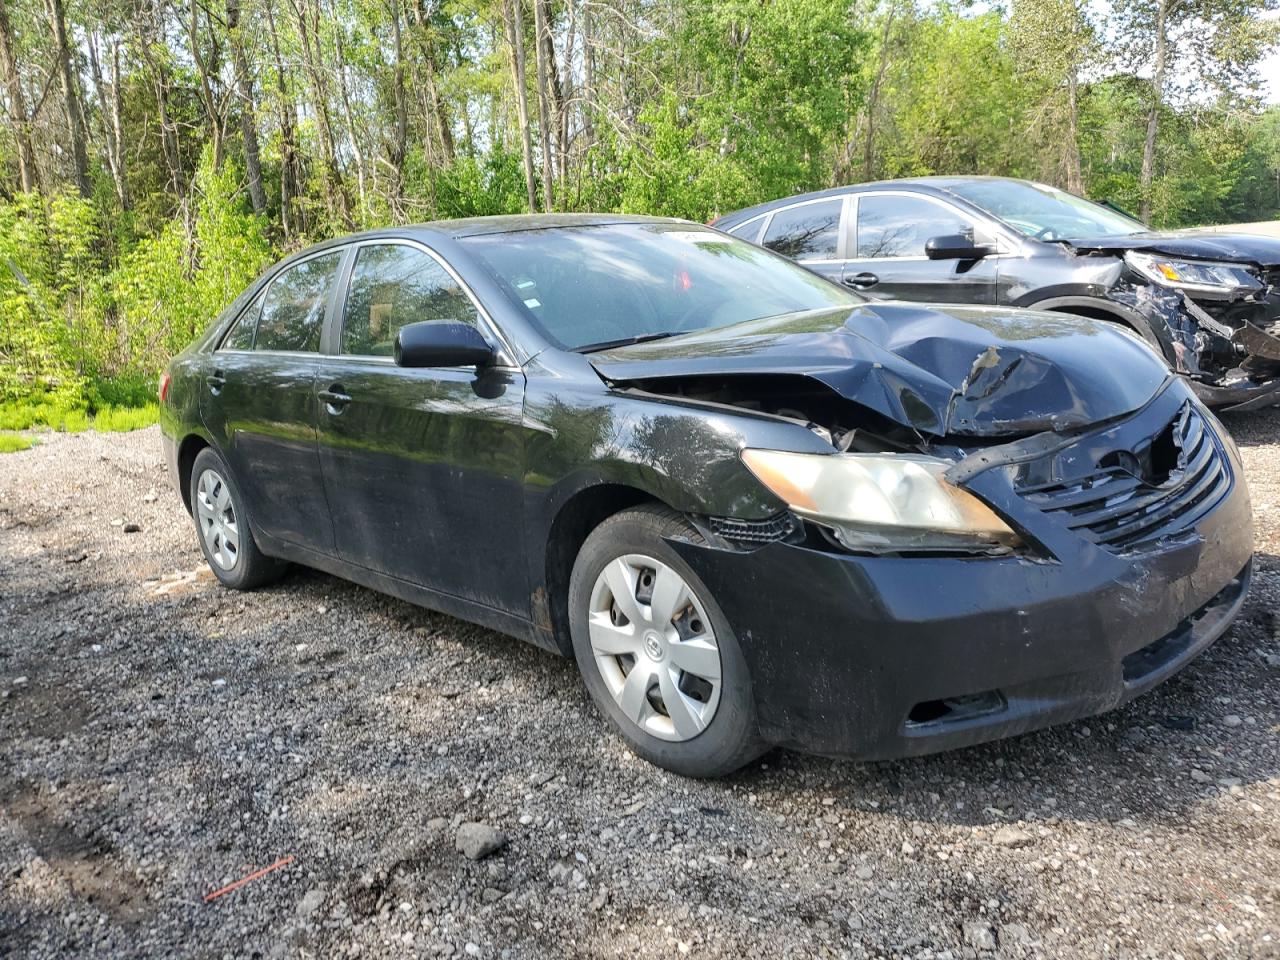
[758, 195, 849, 263]
[337, 237, 517, 365]
[849, 190, 1020, 262]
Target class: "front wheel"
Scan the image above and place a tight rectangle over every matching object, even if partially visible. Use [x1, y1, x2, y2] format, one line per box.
[568, 505, 765, 777]
[189, 447, 286, 590]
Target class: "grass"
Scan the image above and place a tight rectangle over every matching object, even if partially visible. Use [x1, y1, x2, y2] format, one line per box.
[0, 397, 158, 436]
[0, 432, 34, 453]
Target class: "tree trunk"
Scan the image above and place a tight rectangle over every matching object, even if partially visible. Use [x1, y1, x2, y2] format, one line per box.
[227, 0, 267, 214]
[386, 0, 408, 220]
[1065, 68, 1083, 194]
[186, 0, 225, 168]
[87, 32, 126, 207]
[1140, 0, 1167, 222]
[531, 0, 554, 210]
[48, 0, 91, 196]
[288, 0, 353, 229]
[504, 0, 537, 213]
[135, 13, 185, 205]
[862, 4, 897, 180]
[0, 0, 38, 192]
[265, 1, 304, 237]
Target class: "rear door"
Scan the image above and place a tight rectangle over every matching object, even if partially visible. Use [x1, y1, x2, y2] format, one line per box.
[313, 239, 529, 614]
[200, 248, 344, 554]
[756, 197, 848, 283]
[841, 192, 1001, 303]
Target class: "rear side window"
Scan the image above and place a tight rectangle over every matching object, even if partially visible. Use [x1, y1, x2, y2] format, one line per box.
[341, 244, 480, 356]
[726, 217, 765, 244]
[221, 293, 262, 350]
[856, 195, 972, 258]
[762, 200, 842, 260]
[254, 251, 342, 353]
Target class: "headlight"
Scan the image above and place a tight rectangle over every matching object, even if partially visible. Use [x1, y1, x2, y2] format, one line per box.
[741, 449, 1021, 552]
[1125, 251, 1263, 296]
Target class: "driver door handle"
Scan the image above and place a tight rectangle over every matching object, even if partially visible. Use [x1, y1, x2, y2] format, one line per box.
[843, 272, 879, 289]
[318, 384, 351, 413]
[206, 370, 226, 395]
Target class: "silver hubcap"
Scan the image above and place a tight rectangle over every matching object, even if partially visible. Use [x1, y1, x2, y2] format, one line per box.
[588, 554, 722, 742]
[195, 469, 240, 571]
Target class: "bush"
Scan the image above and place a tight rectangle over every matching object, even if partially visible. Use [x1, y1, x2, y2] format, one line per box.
[92, 403, 159, 432]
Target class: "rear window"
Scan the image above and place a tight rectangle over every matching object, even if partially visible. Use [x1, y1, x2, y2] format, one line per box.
[255, 251, 342, 353]
[762, 200, 842, 260]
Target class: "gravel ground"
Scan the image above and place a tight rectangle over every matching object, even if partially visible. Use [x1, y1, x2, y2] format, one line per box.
[1, 416, 1278, 960]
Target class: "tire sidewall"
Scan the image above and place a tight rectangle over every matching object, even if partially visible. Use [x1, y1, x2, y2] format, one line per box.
[189, 447, 263, 590]
[568, 509, 761, 777]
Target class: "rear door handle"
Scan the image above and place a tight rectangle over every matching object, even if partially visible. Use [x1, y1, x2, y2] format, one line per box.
[843, 272, 879, 289]
[206, 370, 226, 395]
[318, 384, 351, 413]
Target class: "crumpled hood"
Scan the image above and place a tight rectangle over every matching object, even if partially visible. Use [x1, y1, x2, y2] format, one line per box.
[589, 302, 1171, 437]
[1066, 230, 1280, 266]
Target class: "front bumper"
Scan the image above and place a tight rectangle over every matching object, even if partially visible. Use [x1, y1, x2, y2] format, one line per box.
[1191, 374, 1280, 412]
[675, 388, 1255, 760]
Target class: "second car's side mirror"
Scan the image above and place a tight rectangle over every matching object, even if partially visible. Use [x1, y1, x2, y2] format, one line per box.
[925, 234, 995, 260]
[394, 320, 495, 368]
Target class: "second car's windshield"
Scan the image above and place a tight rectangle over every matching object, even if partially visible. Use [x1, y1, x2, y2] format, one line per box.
[460, 222, 859, 351]
[946, 180, 1147, 241]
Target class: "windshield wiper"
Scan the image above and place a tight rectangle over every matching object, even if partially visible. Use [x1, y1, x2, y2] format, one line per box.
[575, 331, 682, 354]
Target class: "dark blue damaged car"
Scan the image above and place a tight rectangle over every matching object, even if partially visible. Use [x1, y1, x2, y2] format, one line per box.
[159, 215, 1254, 777]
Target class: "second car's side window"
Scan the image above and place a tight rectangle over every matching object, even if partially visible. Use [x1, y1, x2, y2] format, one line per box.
[254, 251, 343, 353]
[341, 244, 480, 357]
[761, 200, 842, 260]
[855, 196, 972, 259]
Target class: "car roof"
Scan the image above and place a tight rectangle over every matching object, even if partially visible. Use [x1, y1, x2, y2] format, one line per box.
[712, 175, 1026, 228]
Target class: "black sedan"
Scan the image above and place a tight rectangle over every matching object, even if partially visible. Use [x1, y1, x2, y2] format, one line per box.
[714, 177, 1280, 410]
[159, 215, 1253, 777]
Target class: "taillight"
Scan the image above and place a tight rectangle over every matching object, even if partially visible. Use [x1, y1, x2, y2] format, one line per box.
[158, 372, 171, 404]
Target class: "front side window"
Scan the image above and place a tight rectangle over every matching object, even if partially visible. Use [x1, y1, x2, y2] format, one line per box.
[856, 196, 972, 259]
[254, 251, 342, 353]
[341, 244, 480, 356]
[944, 179, 1145, 240]
[762, 200, 842, 260]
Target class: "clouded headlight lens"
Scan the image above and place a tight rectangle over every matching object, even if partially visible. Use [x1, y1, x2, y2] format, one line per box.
[1125, 251, 1263, 296]
[741, 449, 1020, 552]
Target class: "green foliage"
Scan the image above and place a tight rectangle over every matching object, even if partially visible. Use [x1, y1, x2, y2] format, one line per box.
[0, 433, 35, 453]
[91, 403, 160, 432]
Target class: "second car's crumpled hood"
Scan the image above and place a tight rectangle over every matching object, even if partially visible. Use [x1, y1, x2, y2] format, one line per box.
[589, 303, 1171, 437]
[1065, 230, 1280, 266]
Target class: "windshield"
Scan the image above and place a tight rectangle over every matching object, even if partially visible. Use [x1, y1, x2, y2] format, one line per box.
[945, 180, 1147, 241]
[460, 222, 860, 351]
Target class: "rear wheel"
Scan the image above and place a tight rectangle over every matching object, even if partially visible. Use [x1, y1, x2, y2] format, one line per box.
[569, 505, 765, 777]
[189, 447, 286, 590]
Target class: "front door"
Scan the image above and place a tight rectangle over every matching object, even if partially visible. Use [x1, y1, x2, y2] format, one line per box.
[200, 248, 345, 553]
[315, 240, 529, 615]
[841, 193, 1001, 304]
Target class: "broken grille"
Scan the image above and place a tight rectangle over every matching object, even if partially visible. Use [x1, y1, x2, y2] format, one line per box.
[1017, 405, 1230, 551]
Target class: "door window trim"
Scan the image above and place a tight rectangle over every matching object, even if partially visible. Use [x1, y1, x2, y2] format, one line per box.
[756, 195, 851, 263]
[848, 190, 1019, 262]
[329, 237, 517, 368]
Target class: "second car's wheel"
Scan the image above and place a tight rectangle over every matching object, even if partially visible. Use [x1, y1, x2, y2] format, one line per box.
[189, 447, 286, 590]
[568, 504, 766, 777]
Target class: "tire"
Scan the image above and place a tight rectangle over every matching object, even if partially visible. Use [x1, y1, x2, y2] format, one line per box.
[568, 504, 765, 777]
[188, 447, 286, 590]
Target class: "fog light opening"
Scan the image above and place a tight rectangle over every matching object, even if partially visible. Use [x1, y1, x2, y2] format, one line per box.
[906, 690, 1006, 727]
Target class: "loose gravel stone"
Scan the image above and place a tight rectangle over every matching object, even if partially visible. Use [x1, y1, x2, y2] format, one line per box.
[1, 419, 1279, 959]
[455, 824, 506, 861]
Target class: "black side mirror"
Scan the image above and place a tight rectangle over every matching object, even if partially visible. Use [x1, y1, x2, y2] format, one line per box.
[925, 234, 995, 261]
[394, 320, 495, 368]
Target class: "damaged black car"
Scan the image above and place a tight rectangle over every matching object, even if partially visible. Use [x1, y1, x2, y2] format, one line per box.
[160, 216, 1254, 777]
[714, 177, 1280, 410]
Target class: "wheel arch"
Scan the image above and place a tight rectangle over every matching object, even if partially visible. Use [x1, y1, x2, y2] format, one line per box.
[539, 482, 664, 656]
[176, 434, 212, 514]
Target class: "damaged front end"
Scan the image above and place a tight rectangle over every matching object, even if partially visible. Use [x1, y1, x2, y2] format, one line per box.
[1090, 248, 1280, 411]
